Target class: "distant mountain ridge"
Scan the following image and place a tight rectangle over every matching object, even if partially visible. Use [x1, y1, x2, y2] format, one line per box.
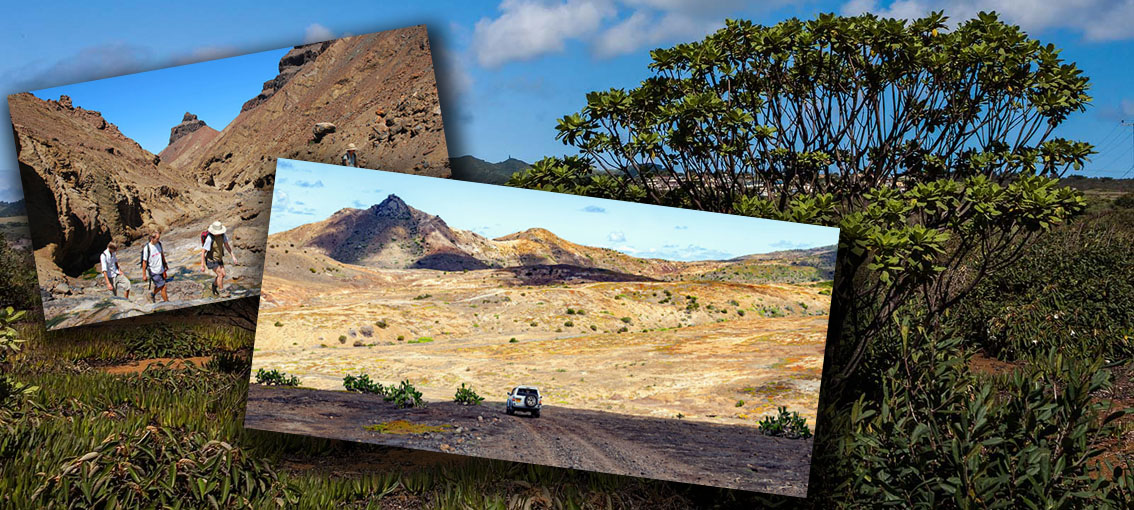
[0, 199, 26, 217]
[450, 155, 530, 185]
[270, 194, 837, 280]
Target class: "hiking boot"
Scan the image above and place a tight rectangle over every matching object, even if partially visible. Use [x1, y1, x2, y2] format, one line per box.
[149, 292, 156, 303]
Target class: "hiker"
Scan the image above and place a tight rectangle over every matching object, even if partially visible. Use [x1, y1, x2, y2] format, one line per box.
[100, 242, 130, 298]
[141, 230, 169, 303]
[341, 143, 360, 167]
[200, 220, 239, 296]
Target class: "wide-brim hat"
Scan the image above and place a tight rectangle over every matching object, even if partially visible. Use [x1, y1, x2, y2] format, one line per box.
[346, 143, 357, 151]
[208, 221, 227, 235]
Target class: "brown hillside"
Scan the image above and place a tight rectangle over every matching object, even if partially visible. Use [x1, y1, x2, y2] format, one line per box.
[183, 25, 450, 190]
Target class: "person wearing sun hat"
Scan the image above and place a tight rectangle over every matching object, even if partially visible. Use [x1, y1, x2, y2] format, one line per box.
[341, 142, 360, 167]
[199, 220, 238, 296]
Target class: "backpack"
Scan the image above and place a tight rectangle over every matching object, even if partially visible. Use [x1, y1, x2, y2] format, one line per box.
[200, 230, 209, 246]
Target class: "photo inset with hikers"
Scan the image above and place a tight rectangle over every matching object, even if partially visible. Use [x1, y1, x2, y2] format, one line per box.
[245, 160, 840, 496]
[9, 24, 451, 329]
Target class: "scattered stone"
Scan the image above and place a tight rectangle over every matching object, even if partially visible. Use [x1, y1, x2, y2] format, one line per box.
[312, 122, 337, 142]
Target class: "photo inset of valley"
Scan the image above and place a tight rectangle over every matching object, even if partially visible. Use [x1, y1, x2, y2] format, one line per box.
[246, 159, 840, 496]
[9, 25, 449, 329]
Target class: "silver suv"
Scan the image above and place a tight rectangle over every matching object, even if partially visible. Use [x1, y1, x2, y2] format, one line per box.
[505, 386, 542, 417]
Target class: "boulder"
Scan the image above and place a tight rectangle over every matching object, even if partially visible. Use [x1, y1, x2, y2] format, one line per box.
[312, 122, 337, 142]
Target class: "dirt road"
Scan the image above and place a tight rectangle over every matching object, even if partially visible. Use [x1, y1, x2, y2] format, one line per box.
[245, 384, 814, 497]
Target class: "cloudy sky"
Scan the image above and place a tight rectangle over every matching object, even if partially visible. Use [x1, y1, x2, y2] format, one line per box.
[272, 159, 839, 260]
[2, 1, 1133, 202]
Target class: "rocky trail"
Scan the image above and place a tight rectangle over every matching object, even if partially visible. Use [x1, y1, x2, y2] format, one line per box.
[245, 385, 814, 497]
[41, 189, 268, 330]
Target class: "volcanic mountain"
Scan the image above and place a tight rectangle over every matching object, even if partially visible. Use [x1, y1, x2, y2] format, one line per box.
[269, 194, 835, 281]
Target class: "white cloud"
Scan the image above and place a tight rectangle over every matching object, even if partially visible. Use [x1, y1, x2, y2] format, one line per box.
[471, 0, 768, 67]
[841, 0, 1134, 42]
[303, 23, 335, 44]
[473, 0, 616, 67]
[608, 230, 626, 242]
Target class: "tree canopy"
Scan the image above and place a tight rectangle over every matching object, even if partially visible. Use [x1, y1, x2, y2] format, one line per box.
[508, 11, 1091, 383]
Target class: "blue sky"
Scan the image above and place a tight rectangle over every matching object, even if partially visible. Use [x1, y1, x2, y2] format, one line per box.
[2, 1, 1134, 202]
[272, 159, 839, 260]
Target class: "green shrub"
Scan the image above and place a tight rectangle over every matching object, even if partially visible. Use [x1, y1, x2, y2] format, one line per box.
[564, 320, 574, 327]
[413, 294, 431, 300]
[255, 368, 299, 387]
[757, 406, 812, 439]
[409, 337, 433, 344]
[453, 383, 484, 405]
[838, 323, 1133, 507]
[386, 380, 425, 409]
[509, 338, 518, 343]
[620, 317, 632, 324]
[375, 319, 388, 329]
[566, 308, 575, 315]
[274, 321, 283, 327]
[343, 373, 389, 396]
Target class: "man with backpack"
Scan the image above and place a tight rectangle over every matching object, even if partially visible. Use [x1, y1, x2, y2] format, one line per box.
[200, 221, 239, 296]
[100, 241, 131, 298]
[141, 230, 169, 303]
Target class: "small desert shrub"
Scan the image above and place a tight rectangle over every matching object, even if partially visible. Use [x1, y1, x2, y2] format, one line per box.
[273, 321, 283, 327]
[309, 267, 316, 273]
[386, 380, 425, 408]
[590, 325, 598, 331]
[757, 406, 812, 439]
[453, 383, 484, 405]
[509, 338, 518, 343]
[396, 335, 405, 341]
[737, 309, 745, 316]
[617, 326, 628, 333]
[413, 294, 431, 300]
[530, 322, 538, 327]
[564, 320, 574, 327]
[338, 335, 347, 344]
[255, 368, 299, 386]
[376, 319, 388, 329]
[409, 337, 433, 344]
[620, 317, 632, 324]
[566, 308, 576, 315]
[735, 400, 745, 407]
[353, 340, 365, 347]
[343, 373, 389, 395]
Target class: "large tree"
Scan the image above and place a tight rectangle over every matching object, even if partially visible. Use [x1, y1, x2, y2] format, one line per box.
[509, 12, 1090, 384]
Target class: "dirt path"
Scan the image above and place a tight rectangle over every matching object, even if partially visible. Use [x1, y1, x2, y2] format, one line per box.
[245, 384, 814, 497]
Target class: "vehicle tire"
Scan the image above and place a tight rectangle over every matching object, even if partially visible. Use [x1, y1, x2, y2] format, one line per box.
[525, 395, 537, 408]
[532, 410, 540, 418]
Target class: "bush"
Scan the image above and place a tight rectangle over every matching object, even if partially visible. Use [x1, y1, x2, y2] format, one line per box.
[274, 321, 283, 327]
[453, 383, 484, 405]
[620, 317, 632, 324]
[255, 368, 299, 386]
[338, 335, 348, 343]
[757, 406, 812, 439]
[509, 338, 518, 343]
[838, 322, 1133, 507]
[385, 380, 425, 409]
[343, 373, 389, 396]
[375, 319, 388, 329]
[564, 320, 574, 327]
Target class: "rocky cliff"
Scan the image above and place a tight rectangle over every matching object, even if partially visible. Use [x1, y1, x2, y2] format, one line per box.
[158, 112, 220, 170]
[181, 25, 450, 191]
[9, 93, 211, 276]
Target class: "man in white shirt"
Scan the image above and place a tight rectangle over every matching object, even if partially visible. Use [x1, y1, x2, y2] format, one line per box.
[141, 230, 169, 303]
[100, 242, 131, 298]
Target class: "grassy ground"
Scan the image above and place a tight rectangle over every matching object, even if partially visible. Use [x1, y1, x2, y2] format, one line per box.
[0, 318, 768, 509]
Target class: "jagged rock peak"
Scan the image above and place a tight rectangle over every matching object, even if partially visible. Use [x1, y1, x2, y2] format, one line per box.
[370, 194, 410, 217]
[58, 95, 73, 109]
[168, 112, 208, 145]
